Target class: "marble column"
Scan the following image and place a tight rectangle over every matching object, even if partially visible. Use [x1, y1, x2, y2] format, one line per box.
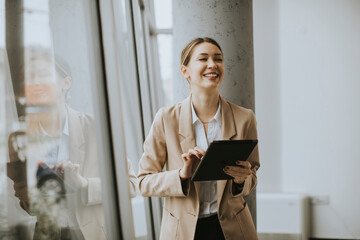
[172, 0, 257, 225]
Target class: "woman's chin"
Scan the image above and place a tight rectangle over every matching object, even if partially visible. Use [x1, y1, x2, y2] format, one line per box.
[198, 84, 221, 92]
[204, 80, 222, 89]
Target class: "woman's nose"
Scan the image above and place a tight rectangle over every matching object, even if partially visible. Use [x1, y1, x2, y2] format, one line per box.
[207, 58, 217, 68]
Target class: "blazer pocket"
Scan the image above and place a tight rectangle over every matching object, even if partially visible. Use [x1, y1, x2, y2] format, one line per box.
[160, 209, 179, 240]
[235, 203, 258, 240]
[81, 221, 107, 240]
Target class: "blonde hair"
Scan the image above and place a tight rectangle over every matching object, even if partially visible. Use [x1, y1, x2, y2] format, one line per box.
[180, 37, 223, 66]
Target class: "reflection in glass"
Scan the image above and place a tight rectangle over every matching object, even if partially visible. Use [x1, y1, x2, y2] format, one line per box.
[1, 1, 112, 239]
[8, 47, 107, 239]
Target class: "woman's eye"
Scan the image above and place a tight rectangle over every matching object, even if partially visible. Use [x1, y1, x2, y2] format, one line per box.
[199, 58, 207, 61]
[215, 59, 223, 62]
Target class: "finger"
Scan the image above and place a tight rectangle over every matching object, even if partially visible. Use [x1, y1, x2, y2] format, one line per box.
[188, 149, 201, 160]
[58, 160, 68, 165]
[225, 165, 251, 173]
[53, 162, 64, 172]
[53, 161, 62, 168]
[222, 170, 247, 181]
[59, 160, 71, 168]
[182, 153, 195, 166]
[72, 164, 80, 173]
[67, 160, 76, 166]
[193, 148, 204, 159]
[61, 161, 72, 170]
[236, 160, 252, 168]
[224, 166, 252, 176]
[234, 177, 247, 184]
[181, 153, 190, 162]
[66, 162, 77, 171]
[223, 170, 248, 179]
[194, 146, 206, 155]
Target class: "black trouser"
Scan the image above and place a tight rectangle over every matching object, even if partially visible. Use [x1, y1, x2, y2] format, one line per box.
[194, 214, 225, 240]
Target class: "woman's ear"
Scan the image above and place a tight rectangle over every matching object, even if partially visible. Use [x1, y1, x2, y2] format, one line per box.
[180, 65, 190, 79]
[62, 76, 72, 92]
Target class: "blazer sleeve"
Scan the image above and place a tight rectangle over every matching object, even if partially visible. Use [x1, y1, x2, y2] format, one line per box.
[127, 158, 138, 198]
[137, 109, 186, 197]
[78, 112, 103, 205]
[81, 177, 102, 205]
[231, 109, 260, 197]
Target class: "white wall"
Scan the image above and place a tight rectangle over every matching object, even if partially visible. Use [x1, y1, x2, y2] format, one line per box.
[253, 0, 282, 193]
[254, 0, 360, 238]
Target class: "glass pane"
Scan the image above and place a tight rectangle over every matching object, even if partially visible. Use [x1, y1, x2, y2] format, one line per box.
[157, 34, 173, 106]
[154, 0, 172, 29]
[130, 3, 150, 240]
[1, 1, 116, 239]
[112, 0, 148, 239]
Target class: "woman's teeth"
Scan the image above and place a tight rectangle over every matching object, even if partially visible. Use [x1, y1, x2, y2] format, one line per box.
[204, 74, 218, 77]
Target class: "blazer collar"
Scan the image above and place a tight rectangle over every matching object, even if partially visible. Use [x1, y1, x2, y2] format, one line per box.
[178, 95, 237, 140]
[220, 96, 237, 140]
[178, 95, 193, 138]
[178, 96, 196, 159]
[67, 107, 85, 148]
[67, 107, 86, 167]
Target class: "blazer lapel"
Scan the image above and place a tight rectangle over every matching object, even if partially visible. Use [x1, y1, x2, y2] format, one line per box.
[179, 95, 196, 154]
[68, 107, 86, 169]
[217, 96, 237, 205]
[220, 96, 237, 141]
[178, 96, 200, 197]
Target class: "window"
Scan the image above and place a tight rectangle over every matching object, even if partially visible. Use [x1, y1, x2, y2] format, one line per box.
[0, 1, 123, 239]
[154, 0, 173, 105]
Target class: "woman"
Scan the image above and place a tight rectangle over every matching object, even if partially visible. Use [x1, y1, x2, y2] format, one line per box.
[137, 37, 260, 240]
[9, 51, 108, 239]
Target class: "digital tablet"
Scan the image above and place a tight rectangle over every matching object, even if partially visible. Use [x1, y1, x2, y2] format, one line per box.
[191, 140, 258, 181]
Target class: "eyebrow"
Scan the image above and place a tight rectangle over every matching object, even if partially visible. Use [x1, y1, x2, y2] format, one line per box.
[198, 53, 223, 56]
[199, 53, 222, 55]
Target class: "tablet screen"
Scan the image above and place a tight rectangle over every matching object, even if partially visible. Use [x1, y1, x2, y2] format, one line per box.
[191, 140, 258, 181]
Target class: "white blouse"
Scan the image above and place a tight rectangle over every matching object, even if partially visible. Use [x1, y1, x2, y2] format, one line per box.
[191, 100, 222, 218]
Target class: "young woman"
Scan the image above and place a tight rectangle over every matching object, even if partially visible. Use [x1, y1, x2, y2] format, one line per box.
[137, 37, 260, 240]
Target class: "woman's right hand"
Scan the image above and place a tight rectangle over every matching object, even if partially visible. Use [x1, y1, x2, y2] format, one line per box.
[179, 146, 206, 180]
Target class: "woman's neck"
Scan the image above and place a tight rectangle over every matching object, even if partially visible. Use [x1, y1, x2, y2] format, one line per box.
[38, 104, 66, 135]
[191, 90, 220, 123]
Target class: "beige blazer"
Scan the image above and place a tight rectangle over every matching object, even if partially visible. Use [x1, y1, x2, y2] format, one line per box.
[67, 107, 106, 240]
[138, 96, 260, 240]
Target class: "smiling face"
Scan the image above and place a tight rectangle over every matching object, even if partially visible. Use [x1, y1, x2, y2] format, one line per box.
[181, 42, 224, 92]
[25, 58, 57, 106]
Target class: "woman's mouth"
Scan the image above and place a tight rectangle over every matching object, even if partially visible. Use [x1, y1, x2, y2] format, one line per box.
[203, 73, 219, 78]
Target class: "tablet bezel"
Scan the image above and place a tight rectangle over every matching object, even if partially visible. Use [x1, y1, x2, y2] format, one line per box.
[191, 139, 258, 181]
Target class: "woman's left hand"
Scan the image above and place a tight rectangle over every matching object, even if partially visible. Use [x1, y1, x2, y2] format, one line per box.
[223, 160, 252, 184]
[54, 160, 88, 188]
